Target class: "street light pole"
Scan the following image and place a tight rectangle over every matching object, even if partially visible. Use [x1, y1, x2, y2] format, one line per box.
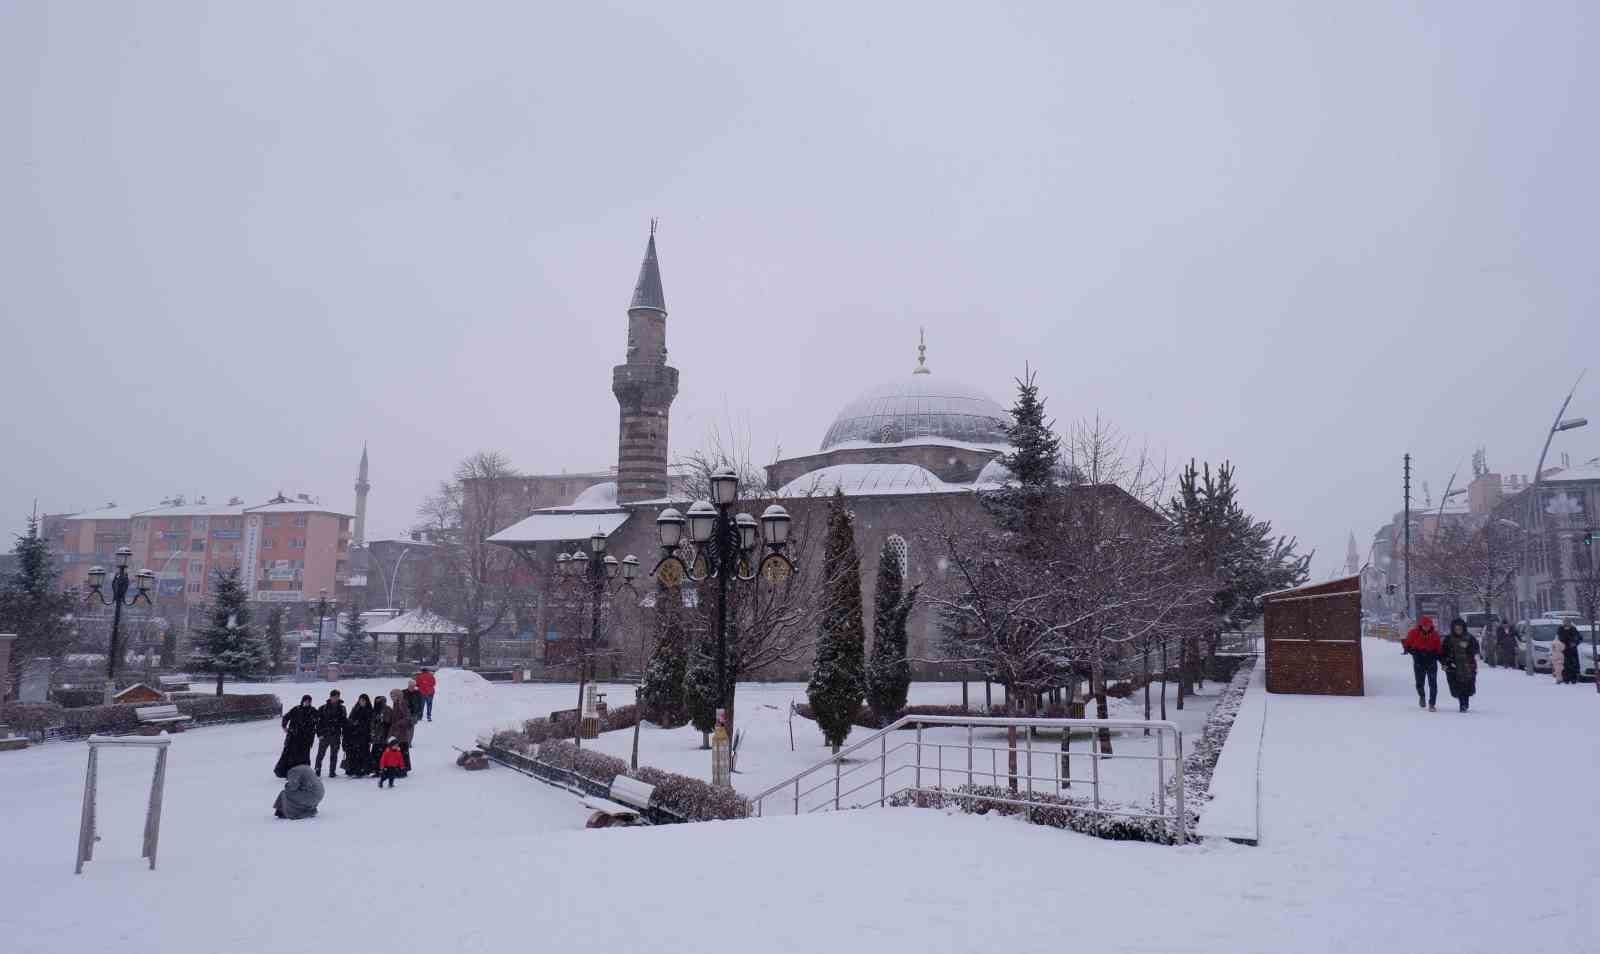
[85, 547, 155, 703]
[555, 533, 638, 750]
[313, 588, 333, 673]
[1520, 372, 1587, 675]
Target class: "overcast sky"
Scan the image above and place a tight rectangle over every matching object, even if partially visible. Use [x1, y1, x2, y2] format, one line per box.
[3, 2, 1596, 577]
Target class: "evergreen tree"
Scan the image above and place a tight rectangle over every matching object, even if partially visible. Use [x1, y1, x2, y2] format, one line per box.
[998, 365, 1062, 488]
[683, 619, 719, 747]
[263, 607, 285, 674]
[640, 582, 688, 727]
[336, 601, 367, 663]
[807, 489, 866, 752]
[865, 540, 920, 719]
[0, 512, 75, 678]
[193, 566, 267, 695]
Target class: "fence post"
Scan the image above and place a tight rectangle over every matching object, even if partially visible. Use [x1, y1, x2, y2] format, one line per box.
[834, 758, 841, 811]
[914, 723, 923, 792]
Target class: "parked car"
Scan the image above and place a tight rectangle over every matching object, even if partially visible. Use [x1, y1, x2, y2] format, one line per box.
[1515, 619, 1600, 678]
[1462, 611, 1501, 641]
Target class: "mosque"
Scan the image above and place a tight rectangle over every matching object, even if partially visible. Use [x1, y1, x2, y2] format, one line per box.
[488, 229, 1015, 679]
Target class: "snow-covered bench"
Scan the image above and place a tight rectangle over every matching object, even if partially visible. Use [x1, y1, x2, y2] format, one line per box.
[582, 776, 656, 828]
[134, 705, 192, 734]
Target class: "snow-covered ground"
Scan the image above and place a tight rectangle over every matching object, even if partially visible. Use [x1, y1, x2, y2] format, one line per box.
[3, 648, 1595, 953]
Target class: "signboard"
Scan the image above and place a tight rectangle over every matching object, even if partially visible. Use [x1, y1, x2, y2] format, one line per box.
[211, 530, 242, 540]
[241, 516, 261, 597]
[158, 579, 185, 596]
[255, 590, 304, 603]
[267, 560, 295, 581]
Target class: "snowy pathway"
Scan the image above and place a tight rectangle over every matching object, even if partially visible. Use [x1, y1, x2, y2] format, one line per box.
[3, 651, 1596, 953]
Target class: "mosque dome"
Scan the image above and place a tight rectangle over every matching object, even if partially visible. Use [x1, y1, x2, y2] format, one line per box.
[776, 463, 957, 498]
[819, 333, 1010, 452]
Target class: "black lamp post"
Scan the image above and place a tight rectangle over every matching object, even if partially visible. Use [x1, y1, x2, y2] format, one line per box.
[554, 531, 638, 748]
[653, 465, 795, 729]
[85, 546, 156, 702]
[313, 588, 334, 672]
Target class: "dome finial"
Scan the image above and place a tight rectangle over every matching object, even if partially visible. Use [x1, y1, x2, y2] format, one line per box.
[913, 326, 930, 374]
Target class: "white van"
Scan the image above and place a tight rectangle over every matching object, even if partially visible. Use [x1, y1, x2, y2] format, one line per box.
[1516, 619, 1599, 678]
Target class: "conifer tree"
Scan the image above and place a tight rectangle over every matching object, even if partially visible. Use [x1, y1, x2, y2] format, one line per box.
[683, 624, 719, 748]
[0, 512, 75, 676]
[807, 489, 866, 752]
[865, 540, 919, 719]
[264, 606, 286, 674]
[336, 601, 367, 663]
[640, 582, 688, 727]
[194, 566, 267, 695]
[999, 365, 1062, 489]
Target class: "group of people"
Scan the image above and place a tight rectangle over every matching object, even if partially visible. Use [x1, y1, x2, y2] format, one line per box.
[1550, 620, 1587, 684]
[1401, 616, 1481, 712]
[273, 668, 437, 818]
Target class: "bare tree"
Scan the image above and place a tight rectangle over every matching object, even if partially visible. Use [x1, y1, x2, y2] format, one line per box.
[1411, 518, 1525, 620]
[414, 451, 526, 667]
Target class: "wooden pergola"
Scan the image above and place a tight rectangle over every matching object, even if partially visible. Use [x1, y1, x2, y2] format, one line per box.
[365, 610, 468, 665]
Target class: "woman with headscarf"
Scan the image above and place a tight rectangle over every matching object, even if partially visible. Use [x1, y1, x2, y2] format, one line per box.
[369, 693, 391, 774]
[274, 694, 319, 778]
[1440, 618, 1481, 713]
[343, 693, 374, 777]
[388, 687, 416, 774]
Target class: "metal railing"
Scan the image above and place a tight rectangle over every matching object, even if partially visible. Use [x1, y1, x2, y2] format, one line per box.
[750, 713, 1185, 842]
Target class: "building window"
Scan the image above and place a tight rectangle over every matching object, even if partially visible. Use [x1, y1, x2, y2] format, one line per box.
[291, 538, 305, 550]
[294, 515, 308, 528]
[265, 515, 279, 528]
[886, 534, 909, 577]
[262, 537, 276, 550]
[189, 560, 203, 574]
[191, 538, 204, 551]
[188, 582, 201, 593]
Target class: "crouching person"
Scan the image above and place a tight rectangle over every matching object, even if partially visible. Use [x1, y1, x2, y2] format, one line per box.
[274, 764, 325, 819]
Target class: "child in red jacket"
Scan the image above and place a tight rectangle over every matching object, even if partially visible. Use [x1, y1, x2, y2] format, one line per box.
[378, 740, 405, 788]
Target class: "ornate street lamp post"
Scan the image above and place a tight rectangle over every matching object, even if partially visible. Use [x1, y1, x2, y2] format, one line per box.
[85, 547, 156, 703]
[653, 465, 795, 762]
[554, 531, 638, 748]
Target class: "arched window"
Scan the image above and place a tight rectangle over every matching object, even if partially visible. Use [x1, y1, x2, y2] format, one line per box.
[886, 534, 909, 578]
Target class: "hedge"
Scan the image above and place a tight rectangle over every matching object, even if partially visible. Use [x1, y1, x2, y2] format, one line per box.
[519, 703, 642, 744]
[0, 693, 281, 741]
[889, 785, 1182, 844]
[534, 739, 750, 822]
[1, 702, 66, 735]
[174, 693, 282, 725]
[793, 703, 978, 731]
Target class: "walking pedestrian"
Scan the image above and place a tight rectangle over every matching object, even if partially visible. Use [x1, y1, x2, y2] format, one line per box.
[314, 690, 347, 778]
[377, 740, 405, 789]
[1557, 620, 1582, 684]
[388, 688, 416, 773]
[416, 667, 437, 722]
[1403, 616, 1444, 711]
[1441, 618, 1480, 713]
[273, 764, 325, 819]
[403, 679, 425, 722]
[369, 694, 391, 773]
[1495, 623, 1518, 670]
[343, 694, 373, 777]
[274, 695, 318, 778]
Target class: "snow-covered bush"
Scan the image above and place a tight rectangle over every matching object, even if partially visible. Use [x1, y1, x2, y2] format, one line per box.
[531, 739, 751, 823]
[173, 693, 282, 724]
[1172, 656, 1256, 833]
[889, 785, 1181, 844]
[1, 702, 65, 736]
[60, 703, 140, 736]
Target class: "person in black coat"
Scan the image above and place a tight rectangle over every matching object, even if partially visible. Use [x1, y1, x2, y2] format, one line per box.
[274, 695, 318, 778]
[1556, 621, 1583, 684]
[343, 694, 374, 777]
[313, 690, 347, 777]
[369, 694, 392, 774]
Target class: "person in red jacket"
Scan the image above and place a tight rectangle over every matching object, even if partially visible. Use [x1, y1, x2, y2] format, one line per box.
[377, 740, 406, 789]
[416, 667, 437, 722]
[1402, 616, 1444, 711]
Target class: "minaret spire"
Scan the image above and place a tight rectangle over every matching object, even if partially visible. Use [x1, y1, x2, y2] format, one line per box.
[613, 225, 679, 503]
[353, 441, 371, 548]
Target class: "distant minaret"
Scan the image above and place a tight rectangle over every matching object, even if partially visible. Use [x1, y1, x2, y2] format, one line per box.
[354, 442, 371, 547]
[913, 327, 930, 375]
[612, 223, 679, 503]
[1345, 531, 1360, 576]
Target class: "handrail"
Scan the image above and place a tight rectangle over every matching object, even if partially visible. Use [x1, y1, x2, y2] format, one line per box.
[750, 712, 1186, 842]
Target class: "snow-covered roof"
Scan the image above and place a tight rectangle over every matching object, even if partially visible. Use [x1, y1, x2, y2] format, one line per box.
[554, 481, 618, 510]
[137, 502, 248, 517]
[486, 509, 631, 546]
[1542, 458, 1600, 483]
[366, 609, 466, 636]
[775, 463, 964, 498]
[59, 504, 149, 521]
[247, 501, 353, 517]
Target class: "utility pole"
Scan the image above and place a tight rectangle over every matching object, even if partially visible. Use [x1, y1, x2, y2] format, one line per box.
[1403, 454, 1412, 617]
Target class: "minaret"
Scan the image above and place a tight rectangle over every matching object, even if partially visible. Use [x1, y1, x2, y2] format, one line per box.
[913, 327, 930, 374]
[612, 223, 679, 503]
[1345, 531, 1360, 576]
[353, 442, 371, 547]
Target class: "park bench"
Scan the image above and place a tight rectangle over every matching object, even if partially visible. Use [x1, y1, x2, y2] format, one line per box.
[134, 704, 193, 734]
[581, 776, 656, 828]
